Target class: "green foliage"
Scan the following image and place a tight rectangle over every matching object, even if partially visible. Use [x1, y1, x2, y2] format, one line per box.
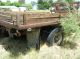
[11, 2, 22, 7]
[0, 1, 22, 7]
[57, 0, 75, 3]
[65, 0, 75, 3]
[0, 2, 5, 6]
[0, 1, 32, 10]
[22, 4, 32, 10]
[5, 2, 11, 6]
[37, 0, 75, 10]
[38, 2, 49, 9]
[37, 0, 53, 10]
[60, 13, 80, 36]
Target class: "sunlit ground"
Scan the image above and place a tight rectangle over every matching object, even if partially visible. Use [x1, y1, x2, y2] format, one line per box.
[0, 34, 80, 59]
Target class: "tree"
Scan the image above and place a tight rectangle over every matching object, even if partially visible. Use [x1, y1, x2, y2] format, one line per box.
[0, 2, 5, 6]
[5, 0, 11, 6]
[11, 2, 22, 7]
[37, 0, 43, 9]
[65, 0, 75, 3]
[22, 3, 32, 10]
[37, 0, 53, 10]
[48, 0, 53, 7]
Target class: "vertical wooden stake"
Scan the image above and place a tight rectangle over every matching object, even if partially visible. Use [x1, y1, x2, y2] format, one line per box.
[26, 28, 40, 49]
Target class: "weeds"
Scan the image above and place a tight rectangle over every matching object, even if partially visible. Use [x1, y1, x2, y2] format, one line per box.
[60, 12, 80, 41]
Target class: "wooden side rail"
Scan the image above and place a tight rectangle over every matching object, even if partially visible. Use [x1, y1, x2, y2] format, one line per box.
[0, 11, 24, 25]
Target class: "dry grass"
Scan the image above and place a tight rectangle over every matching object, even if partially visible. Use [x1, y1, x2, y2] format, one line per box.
[0, 35, 80, 59]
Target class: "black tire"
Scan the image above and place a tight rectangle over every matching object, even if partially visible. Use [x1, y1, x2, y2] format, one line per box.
[0, 28, 8, 37]
[47, 28, 63, 46]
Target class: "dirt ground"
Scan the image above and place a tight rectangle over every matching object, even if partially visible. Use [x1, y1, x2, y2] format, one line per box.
[0, 35, 80, 59]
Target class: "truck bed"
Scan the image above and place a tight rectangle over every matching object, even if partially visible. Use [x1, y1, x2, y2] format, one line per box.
[0, 11, 66, 30]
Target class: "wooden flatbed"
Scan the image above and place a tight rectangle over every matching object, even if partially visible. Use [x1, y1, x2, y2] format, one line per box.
[0, 10, 67, 49]
[0, 11, 67, 29]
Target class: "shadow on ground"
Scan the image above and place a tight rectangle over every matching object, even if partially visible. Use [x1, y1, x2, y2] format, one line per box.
[0, 34, 29, 57]
[0, 32, 78, 57]
[61, 40, 77, 49]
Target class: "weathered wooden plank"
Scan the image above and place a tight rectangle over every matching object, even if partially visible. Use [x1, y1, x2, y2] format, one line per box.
[0, 11, 63, 29]
[26, 18, 59, 24]
[25, 12, 60, 18]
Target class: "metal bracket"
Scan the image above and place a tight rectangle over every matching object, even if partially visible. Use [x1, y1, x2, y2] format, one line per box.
[27, 28, 32, 31]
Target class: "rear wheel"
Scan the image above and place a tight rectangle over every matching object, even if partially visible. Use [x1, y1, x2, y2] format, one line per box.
[47, 28, 63, 46]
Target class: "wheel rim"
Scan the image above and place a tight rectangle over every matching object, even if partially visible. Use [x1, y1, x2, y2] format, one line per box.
[53, 32, 62, 45]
